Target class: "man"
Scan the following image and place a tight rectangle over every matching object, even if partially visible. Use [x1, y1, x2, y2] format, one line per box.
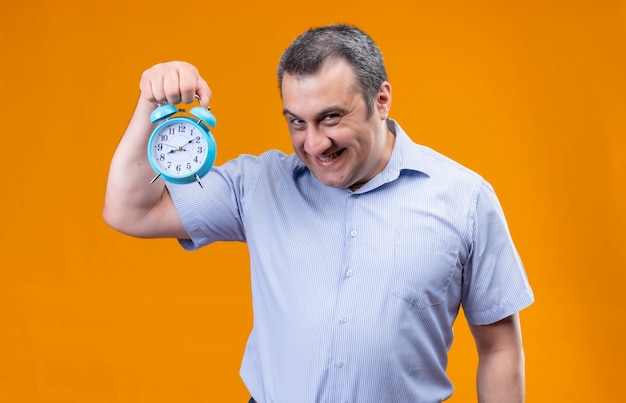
[104, 24, 533, 402]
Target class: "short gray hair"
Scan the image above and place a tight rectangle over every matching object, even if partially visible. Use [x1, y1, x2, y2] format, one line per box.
[277, 24, 388, 116]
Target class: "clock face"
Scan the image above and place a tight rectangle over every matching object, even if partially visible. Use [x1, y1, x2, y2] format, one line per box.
[148, 118, 213, 180]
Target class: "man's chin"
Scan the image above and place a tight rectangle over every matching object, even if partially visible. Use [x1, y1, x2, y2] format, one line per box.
[313, 173, 349, 189]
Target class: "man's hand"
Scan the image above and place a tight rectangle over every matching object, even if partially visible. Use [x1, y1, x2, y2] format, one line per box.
[139, 61, 212, 108]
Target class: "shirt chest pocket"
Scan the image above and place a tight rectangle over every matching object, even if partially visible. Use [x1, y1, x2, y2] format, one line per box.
[393, 229, 460, 309]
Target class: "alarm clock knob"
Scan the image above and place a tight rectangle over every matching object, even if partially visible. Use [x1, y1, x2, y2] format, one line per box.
[150, 104, 178, 124]
[190, 106, 216, 128]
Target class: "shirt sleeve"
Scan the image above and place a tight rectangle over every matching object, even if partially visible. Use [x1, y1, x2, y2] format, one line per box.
[166, 156, 257, 250]
[461, 181, 534, 325]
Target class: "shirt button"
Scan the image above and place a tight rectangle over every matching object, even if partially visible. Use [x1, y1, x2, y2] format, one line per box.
[350, 229, 358, 237]
[339, 315, 347, 323]
[346, 269, 353, 277]
[335, 361, 344, 368]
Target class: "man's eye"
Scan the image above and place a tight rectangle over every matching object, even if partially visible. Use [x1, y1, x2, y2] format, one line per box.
[288, 118, 307, 130]
[323, 114, 340, 123]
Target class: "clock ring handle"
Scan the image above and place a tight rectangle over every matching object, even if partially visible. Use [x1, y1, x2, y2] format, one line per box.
[155, 95, 209, 110]
[195, 94, 211, 111]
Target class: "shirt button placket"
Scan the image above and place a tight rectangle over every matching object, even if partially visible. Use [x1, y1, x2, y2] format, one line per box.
[331, 211, 358, 379]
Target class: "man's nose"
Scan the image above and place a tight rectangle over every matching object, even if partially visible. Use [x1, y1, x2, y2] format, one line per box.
[303, 126, 332, 155]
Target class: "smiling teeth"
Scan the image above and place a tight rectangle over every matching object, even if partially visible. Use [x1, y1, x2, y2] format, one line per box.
[319, 151, 341, 163]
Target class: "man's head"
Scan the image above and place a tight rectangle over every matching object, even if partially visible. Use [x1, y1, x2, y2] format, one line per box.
[278, 24, 388, 117]
[278, 24, 394, 191]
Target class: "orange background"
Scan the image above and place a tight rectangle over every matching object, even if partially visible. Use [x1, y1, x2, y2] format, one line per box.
[1, 0, 624, 401]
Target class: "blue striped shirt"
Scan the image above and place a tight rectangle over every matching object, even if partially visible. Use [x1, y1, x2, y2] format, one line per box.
[167, 119, 534, 403]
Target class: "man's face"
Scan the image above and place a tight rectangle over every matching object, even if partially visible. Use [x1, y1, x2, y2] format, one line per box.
[281, 58, 393, 191]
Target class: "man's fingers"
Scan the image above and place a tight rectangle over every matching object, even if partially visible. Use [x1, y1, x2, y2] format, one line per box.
[140, 61, 212, 106]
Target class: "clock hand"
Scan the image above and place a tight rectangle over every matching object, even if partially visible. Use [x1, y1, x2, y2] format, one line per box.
[159, 143, 179, 153]
[167, 139, 195, 153]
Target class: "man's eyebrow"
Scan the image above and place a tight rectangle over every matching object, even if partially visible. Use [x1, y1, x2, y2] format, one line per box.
[282, 106, 348, 118]
[282, 108, 297, 117]
[317, 106, 348, 117]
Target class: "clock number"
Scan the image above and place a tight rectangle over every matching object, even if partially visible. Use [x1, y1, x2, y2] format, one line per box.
[160, 134, 169, 142]
[178, 125, 186, 133]
[195, 136, 201, 143]
[157, 143, 163, 151]
[159, 154, 166, 161]
[197, 146, 204, 153]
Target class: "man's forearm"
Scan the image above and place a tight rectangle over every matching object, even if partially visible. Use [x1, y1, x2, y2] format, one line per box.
[476, 347, 525, 403]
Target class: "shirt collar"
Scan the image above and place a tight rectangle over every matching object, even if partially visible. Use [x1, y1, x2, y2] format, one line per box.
[383, 118, 432, 179]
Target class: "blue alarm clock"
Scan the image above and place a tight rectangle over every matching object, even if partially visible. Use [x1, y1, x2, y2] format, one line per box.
[147, 96, 216, 187]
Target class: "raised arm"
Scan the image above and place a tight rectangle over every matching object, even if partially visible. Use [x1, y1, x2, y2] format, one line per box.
[103, 61, 212, 239]
[469, 313, 526, 403]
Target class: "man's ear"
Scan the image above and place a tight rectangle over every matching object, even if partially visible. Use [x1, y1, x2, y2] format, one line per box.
[376, 81, 392, 119]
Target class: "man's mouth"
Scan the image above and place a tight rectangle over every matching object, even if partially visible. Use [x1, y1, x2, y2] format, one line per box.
[318, 149, 345, 163]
